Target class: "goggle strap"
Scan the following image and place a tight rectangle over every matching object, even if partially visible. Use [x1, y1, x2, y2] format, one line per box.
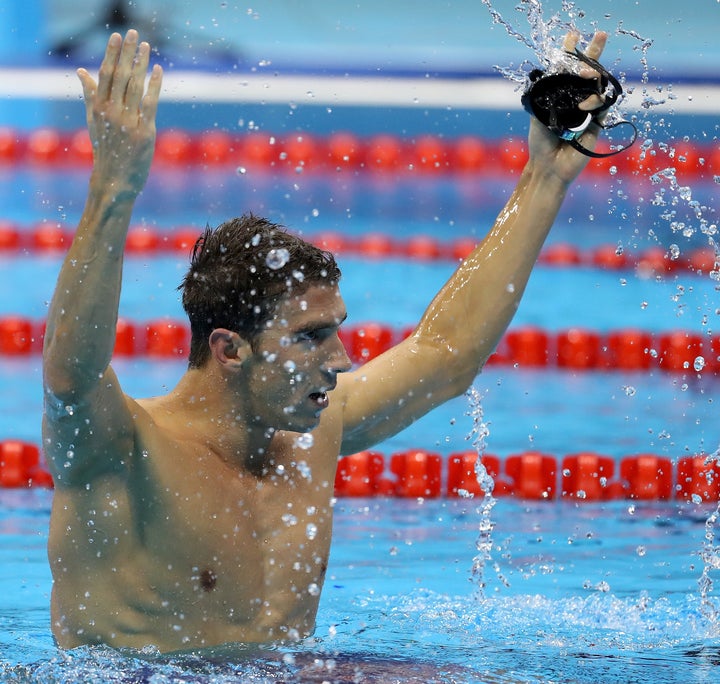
[568, 119, 639, 158]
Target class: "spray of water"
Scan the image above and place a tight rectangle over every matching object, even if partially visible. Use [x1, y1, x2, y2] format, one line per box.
[479, 0, 720, 617]
[465, 386, 509, 598]
[482, 0, 718, 263]
[698, 448, 720, 627]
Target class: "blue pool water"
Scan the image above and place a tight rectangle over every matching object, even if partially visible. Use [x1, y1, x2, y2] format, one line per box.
[2, 0, 720, 677]
[1, 169, 720, 682]
[2, 491, 720, 682]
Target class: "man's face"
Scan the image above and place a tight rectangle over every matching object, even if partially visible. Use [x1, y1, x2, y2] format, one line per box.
[245, 284, 351, 434]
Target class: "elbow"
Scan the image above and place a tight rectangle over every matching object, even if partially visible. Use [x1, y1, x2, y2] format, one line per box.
[418, 340, 485, 404]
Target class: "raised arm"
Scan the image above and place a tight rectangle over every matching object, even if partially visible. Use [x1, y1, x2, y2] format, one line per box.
[338, 32, 608, 454]
[42, 30, 162, 482]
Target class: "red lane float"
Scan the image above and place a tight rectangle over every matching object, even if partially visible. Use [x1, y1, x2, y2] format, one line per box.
[390, 449, 442, 498]
[4, 129, 720, 180]
[446, 451, 512, 497]
[3, 316, 720, 375]
[334, 451, 388, 497]
[145, 319, 191, 357]
[0, 220, 20, 249]
[539, 243, 582, 266]
[561, 452, 623, 501]
[341, 322, 395, 364]
[0, 440, 53, 488]
[620, 454, 673, 500]
[505, 451, 557, 500]
[676, 456, 720, 502]
[498, 327, 550, 367]
[30, 222, 73, 251]
[0, 127, 21, 162]
[556, 328, 601, 369]
[2, 219, 718, 277]
[657, 331, 705, 372]
[0, 316, 36, 355]
[3, 439, 720, 502]
[327, 132, 363, 169]
[605, 329, 653, 370]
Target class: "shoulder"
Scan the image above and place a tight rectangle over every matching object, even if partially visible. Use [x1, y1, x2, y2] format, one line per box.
[43, 383, 152, 488]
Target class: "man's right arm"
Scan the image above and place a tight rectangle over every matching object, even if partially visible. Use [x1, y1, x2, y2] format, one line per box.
[42, 31, 162, 484]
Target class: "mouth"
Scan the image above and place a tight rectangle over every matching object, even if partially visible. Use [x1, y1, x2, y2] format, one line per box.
[308, 390, 330, 410]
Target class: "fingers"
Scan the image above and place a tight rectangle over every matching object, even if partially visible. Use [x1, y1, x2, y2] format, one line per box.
[84, 29, 161, 125]
[109, 29, 140, 105]
[76, 68, 97, 129]
[560, 30, 609, 112]
[125, 39, 152, 112]
[562, 31, 581, 52]
[141, 64, 164, 126]
[584, 31, 608, 62]
[95, 32, 122, 104]
[562, 30, 607, 61]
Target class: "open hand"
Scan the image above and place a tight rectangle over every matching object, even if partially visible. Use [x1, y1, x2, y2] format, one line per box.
[77, 30, 163, 198]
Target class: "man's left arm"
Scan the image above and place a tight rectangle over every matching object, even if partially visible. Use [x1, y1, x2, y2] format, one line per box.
[338, 31, 609, 455]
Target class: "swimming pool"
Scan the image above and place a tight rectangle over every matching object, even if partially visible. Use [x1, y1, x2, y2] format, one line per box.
[1, 158, 720, 681]
[3, 1, 720, 678]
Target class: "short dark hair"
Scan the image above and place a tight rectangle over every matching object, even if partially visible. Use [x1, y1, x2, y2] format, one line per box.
[179, 214, 341, 368]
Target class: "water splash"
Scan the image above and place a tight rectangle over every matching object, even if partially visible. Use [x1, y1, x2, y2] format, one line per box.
[465, 386, 508, 597]
[481, 0, 720, 268]
[482, 0, 720, 613]
[698, 447, 720, 628]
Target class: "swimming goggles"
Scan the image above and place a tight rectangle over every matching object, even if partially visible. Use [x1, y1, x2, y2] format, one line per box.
[521, 48, 638, 158]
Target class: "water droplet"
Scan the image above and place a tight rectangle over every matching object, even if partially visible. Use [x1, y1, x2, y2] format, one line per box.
[694, 356, 706, 372]
[266, 247, 290, 270]
[295, 433, 314, 450]
[281, 513, 298, 526]
[307, 582, 320, 596]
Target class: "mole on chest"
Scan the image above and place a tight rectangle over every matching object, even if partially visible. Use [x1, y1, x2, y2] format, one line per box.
[199, 568, 217, 591]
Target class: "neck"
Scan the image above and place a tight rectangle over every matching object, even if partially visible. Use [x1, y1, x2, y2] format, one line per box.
[167, 366, 276, 475]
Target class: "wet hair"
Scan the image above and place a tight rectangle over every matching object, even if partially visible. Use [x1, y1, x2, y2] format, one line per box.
[179, 214, 341, 368]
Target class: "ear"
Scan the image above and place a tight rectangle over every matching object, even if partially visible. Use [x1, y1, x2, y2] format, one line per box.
[208, 329, 251, 368]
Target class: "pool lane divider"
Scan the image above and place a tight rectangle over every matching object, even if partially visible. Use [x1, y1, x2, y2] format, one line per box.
[0, 316, 716, 373]
[1, 127, 719, 179]
[0, 220, 717, 276]
[1, 439, 717, 503]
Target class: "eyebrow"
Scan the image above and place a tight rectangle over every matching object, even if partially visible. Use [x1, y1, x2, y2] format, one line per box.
[295, 312, 348, 334]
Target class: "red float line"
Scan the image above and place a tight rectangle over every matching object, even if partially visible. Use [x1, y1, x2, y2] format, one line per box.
[0, 316, 716, 373]
[1, 127, 719, 179]
[0, 220, 717, 275]
[2, 439, 717, 503]
[335, 449, 719, 502]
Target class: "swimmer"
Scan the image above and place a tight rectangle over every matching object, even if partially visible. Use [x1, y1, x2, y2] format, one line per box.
[43, 28, 610, 652]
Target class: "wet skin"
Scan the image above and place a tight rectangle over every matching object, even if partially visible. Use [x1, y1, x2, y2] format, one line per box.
[48, 285, 352, 651]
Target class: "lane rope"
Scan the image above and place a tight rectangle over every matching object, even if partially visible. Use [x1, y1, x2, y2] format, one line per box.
[1, 127, 718, 179]
[1, 440, 717, 502]
[0, 316, 716, 372]
[0, 220, 717, 275]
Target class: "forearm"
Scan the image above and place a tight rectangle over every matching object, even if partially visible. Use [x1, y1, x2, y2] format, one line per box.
[414, 161, 569, 382]
[43, 179, 135, 398]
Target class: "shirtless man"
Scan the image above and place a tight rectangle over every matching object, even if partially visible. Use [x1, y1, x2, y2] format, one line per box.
[43, 28, 610, 652]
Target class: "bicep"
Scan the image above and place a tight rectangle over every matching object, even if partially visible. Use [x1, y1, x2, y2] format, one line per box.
[42, 365, 137, 486]
[337, 336, 462, 455]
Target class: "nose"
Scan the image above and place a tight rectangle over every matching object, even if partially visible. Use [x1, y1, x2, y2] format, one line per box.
[325, 333, 352, 374]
